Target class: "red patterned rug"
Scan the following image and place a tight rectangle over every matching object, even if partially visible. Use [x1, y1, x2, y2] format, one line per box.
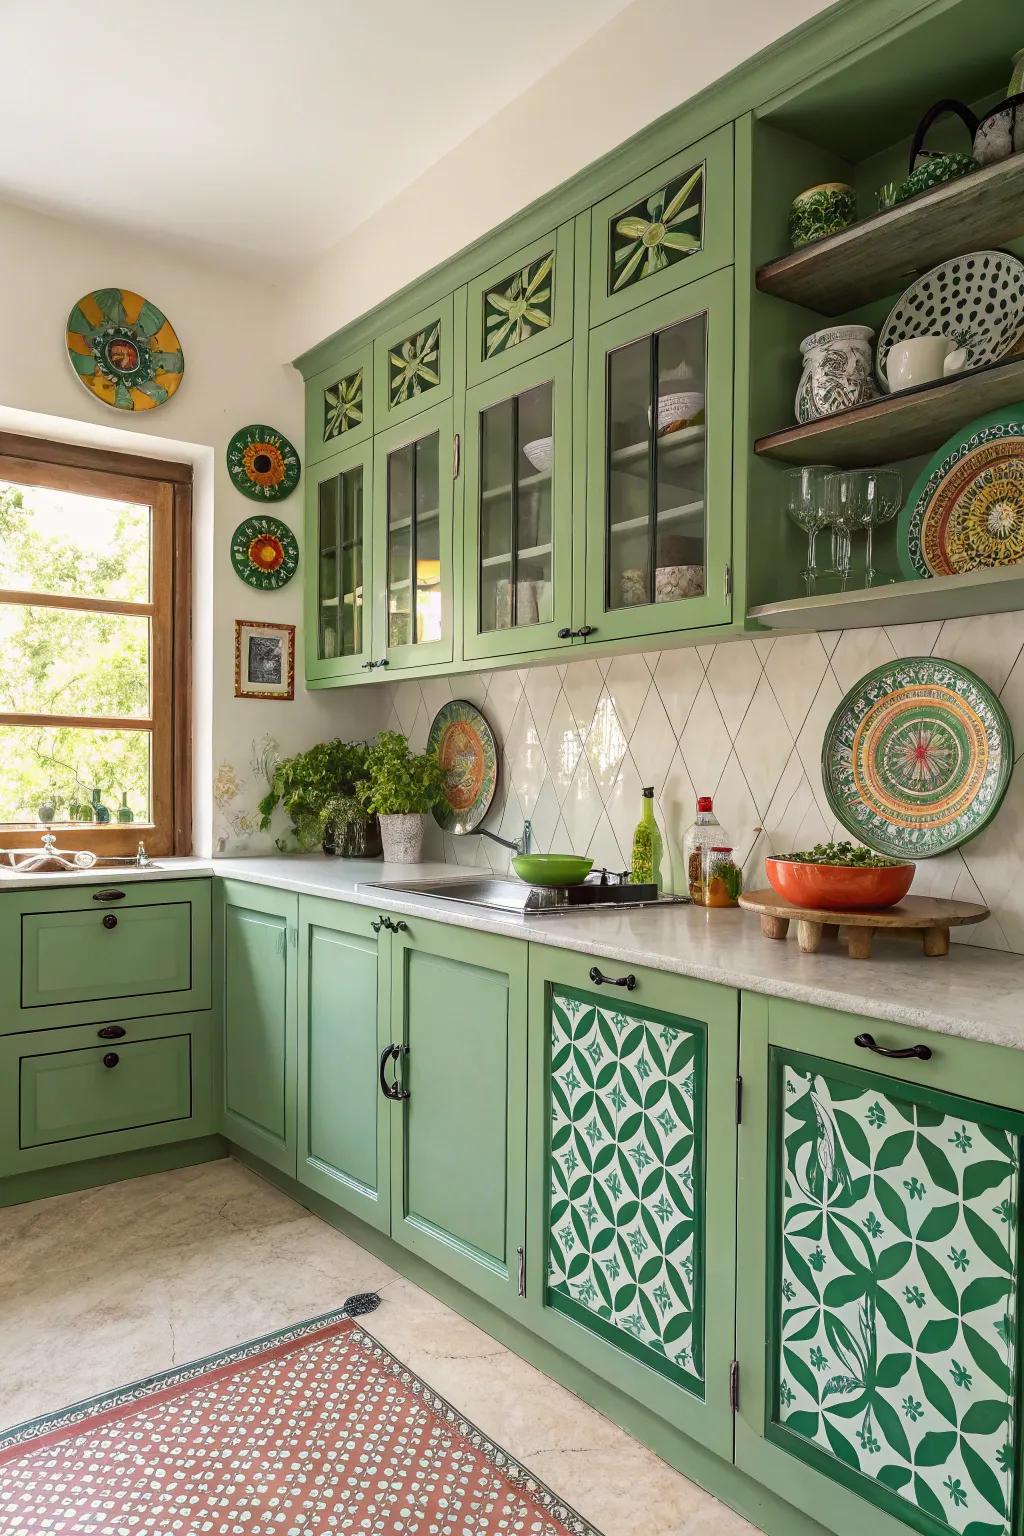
[0, 1299, 600, 1535]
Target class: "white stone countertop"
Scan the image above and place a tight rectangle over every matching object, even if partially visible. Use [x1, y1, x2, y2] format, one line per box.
[212, 855, 1024, 1052]
[0, 856, 211, 891]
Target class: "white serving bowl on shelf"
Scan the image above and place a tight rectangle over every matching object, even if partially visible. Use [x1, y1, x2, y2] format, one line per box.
[523, 436, 553, 474]
[648, 391, 705, 436]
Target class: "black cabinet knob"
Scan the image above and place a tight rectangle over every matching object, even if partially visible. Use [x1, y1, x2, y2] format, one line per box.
[97, 1024, 126, 1040]
[102, 913, 118, 930]
[102, 1052, 120, 1069]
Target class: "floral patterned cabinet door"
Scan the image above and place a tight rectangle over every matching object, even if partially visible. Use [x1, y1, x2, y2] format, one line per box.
[737, 995, 1023, 1536]
[373, 294, 455, 431]
[304, 344, 373, 467]
[525, 947, 739, 1459]
[465, 224, 575, 387]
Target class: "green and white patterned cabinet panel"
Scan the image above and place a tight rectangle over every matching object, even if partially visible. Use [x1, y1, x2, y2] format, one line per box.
[737, 994, 1024, 1536]
[463, 344, 574, 660]
[588, 125, 733, 328]
[584, 267, 734, 644]
[526, 947, 739, 1459]
[373, 294, 455, 430]
[466, 224, 575, 387]
[304, 440, 375, 683]
[304, 345, 373, 466]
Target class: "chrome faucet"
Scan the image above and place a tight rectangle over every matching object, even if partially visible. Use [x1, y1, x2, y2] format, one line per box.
[468, 820, 532, 857]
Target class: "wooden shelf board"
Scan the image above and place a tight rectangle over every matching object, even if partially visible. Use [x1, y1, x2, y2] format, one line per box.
[756, 156, 1024, 314]
[748, 565, 1024, 631]
[754, 356, 1024, 468]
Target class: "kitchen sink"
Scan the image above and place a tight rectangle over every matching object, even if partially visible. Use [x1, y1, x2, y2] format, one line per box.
[362, 875, 688, 916]
[363, 876, 536, 914]
[0, 837, 161, 876]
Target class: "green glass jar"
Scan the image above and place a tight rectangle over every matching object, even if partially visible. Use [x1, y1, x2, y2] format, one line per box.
[630, 786, 664, 892]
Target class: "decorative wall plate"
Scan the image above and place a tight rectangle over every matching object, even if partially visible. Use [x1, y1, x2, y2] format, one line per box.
[227, 424, 300, 502]
[822, 656, 1013, 858]
[230, 515, 299, 591]
[66, 288, 184, 411]
[899, 407, 1024, 578]
[876, 250, 1024, 388]
[428, 700, 498, 833]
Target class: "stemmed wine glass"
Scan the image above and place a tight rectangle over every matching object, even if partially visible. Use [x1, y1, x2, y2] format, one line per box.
[825, 469, 903, 589]
[824, 472, 858, 589]
[784, 465, 835, 594]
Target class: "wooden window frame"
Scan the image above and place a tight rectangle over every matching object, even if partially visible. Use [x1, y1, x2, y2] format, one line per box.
[0, 433, 192, 857]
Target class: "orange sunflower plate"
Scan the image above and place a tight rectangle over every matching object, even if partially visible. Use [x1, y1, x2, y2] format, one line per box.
[227, 424, 300, 503]
[230, 514, 299, 591]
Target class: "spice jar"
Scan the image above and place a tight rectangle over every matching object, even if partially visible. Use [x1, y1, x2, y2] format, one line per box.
[702, 845, 743, 908]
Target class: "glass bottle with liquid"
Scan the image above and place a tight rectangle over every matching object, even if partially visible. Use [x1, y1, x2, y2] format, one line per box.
[630, 786, 664, 892]
[683, 796, 722, 905]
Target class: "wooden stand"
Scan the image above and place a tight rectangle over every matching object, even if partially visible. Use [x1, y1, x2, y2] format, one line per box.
[738, 891, 989, 960]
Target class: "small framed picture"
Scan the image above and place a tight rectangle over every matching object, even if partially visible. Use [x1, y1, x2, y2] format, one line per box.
[234, 619, 295, 700]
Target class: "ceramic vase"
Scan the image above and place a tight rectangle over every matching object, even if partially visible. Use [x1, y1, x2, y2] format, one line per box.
[788, 183, 856, 249]
[795, 325, 879, 424]
[379, 812, 426, 864]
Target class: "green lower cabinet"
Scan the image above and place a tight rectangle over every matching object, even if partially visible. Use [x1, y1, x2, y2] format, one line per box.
[217, 880, 298, 1176]
[0, 1011, 216, 1177]
[296, 896, 389, 1231]
[388, 916, 528, 1317]
[737, 994, 1024, 1536]
[525, 945, 739, 1459]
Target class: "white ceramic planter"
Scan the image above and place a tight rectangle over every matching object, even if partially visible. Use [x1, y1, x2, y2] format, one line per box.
[379, 812, 426, 864]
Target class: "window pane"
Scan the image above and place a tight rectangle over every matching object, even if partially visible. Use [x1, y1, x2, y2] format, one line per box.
[0, 605, 150, 717]
[0, 480, 150, 601]
[0, 725, 150, 827]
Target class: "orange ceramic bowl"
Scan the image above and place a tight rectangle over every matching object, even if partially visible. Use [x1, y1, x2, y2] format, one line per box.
[764, 857, 914, 911]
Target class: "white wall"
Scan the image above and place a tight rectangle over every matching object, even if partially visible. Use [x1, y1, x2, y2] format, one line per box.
[0, 198, 384, 854]
[283, 0, 836, 357]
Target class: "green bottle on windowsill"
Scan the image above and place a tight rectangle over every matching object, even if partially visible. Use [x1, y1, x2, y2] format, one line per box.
[117, 793, 134, 825]
[630, 786, 664, 892]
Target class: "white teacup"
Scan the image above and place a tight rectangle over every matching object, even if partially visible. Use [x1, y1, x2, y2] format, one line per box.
[885, 335, 968, 391]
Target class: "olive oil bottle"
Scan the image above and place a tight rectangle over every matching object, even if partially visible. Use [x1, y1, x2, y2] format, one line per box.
[630, 786, 664, 892]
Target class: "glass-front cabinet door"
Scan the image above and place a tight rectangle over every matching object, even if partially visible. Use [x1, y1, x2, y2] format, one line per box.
[584, 266, 733, 643]
[305, 440, 373, 681]
[463, 345, 573, 660]
[372, 399, 455, 671]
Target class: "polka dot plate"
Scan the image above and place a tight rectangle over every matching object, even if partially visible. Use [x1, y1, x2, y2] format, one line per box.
[876, 250, 1024, 389]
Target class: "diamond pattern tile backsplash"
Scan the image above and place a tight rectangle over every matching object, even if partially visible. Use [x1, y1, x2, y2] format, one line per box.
[379, 612, 1024, 954]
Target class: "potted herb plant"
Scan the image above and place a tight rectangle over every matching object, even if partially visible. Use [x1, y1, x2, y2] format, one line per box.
[258, 738, 382, 858]
[360, 731, 444, 864]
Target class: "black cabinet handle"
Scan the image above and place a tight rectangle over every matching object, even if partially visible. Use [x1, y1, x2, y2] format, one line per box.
[371, 917, 383, 933]
[558, 626, 598, 641]
[102, 1052, 120, 1069]
[855, 1031, 932, 1062]
[589, 965, 637, 991]
[102, 913, 118, 930]
[92, 890, 125, 903]
[98, 1025, 126, 1039]
[378, 1043, 410, 1101]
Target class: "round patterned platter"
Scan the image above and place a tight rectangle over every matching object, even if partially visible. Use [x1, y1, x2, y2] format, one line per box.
[876, 250, 1024, 389]
[230, 515, 299, 591]
[822, 657, 1013, 859]
[227, 424, 300, 502]
[428, 700, 498, 834]
[66, 288, 184, 411]
[898, 407, 1024, 579]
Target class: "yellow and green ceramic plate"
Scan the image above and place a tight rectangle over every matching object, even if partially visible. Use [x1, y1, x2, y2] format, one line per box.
[428, 700, 498, 833]
[899, 407, 1024, 578]
[66, 288, 184, 411]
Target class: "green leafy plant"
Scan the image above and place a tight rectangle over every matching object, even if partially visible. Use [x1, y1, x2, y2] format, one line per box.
[774, 841, 903, 868]
[359, 731, 444, 816]
[258, 738, 370, 850]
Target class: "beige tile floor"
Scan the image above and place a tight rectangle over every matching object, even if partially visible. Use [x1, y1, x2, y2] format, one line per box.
[0, 1157, 757, 1535]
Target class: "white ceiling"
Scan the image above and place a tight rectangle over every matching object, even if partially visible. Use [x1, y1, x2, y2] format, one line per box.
[0, 0, 634, 271]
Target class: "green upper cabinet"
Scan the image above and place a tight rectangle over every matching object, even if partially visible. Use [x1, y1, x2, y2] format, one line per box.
[584, 265, 734, 643]
[466, 223, 575, 387]
[372, 398, 456, 671]
[305, 438, 374, 681]
[588, 125, 733, 328]
[304, 344, 373, 467]
[737, 995, 1024, 1536]
[525, 946, 738, 1459]
[373, 294, 455, 430]
[463, 343, 574, 660]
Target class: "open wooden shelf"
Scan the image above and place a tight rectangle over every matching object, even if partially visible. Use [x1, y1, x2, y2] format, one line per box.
[749, 564, 1024, 631]
[754, 355, 1024, 467]
[756, 155, 1024, 314]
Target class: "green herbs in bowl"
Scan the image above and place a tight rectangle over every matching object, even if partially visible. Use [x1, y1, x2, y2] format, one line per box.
[774, 842, 903, 868]
[766, 842, 915, 911]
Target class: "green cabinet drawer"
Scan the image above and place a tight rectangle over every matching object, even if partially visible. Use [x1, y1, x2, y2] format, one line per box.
[21, 1033, 191, 1147]
[1, 878, 212, 1030]
[0, 1011, 216, 1179]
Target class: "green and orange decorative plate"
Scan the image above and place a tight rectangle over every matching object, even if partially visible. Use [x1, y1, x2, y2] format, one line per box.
[227, 424, 300, 502]
[230, 514, 299, 591]
[822, 657, 1013, 859]
[66, 288, 184, 411]
[899, 407, 1024, 578]
[428, 700, 498, 834]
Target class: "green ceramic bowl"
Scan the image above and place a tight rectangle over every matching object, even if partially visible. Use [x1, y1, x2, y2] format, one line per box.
[511, 853, 593, 888]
